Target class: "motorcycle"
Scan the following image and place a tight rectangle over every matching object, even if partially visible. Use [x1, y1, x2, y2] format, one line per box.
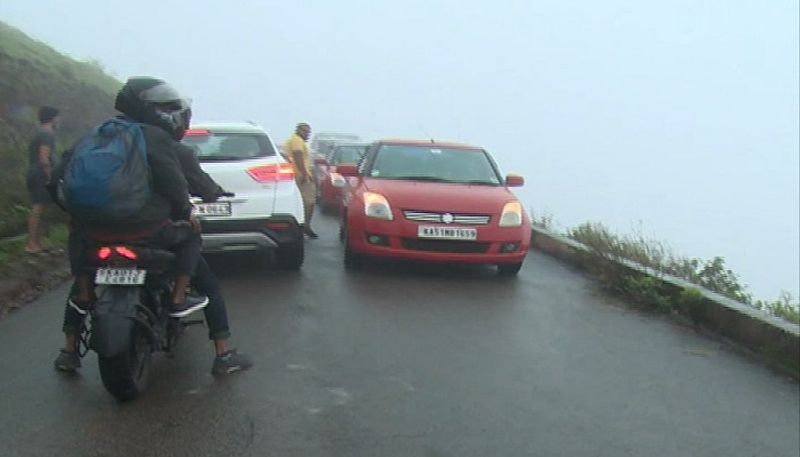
[77, 241, 199, 401]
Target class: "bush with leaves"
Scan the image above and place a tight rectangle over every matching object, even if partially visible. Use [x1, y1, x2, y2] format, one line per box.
[566, 221, 798, 324]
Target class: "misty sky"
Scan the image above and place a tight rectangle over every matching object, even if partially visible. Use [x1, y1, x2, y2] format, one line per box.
[2, 0, 798, 300]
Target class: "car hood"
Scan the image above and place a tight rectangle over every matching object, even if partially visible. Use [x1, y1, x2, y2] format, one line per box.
[363, 179, 519, 213]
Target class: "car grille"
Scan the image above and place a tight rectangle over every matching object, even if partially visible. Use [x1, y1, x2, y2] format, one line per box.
[401, 239, 490, 253]
[403, 210, 491, 225]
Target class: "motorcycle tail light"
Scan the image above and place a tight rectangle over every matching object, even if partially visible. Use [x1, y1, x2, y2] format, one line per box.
[97, 247, 112, 260]
[114, 246, 138, 260]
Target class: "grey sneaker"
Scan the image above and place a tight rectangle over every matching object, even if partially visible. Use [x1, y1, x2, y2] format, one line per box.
[212, 349, 253, 375]
[169, 294, 209, 318]
[54, 350, 81, 372]
[67, 298, 90, 315]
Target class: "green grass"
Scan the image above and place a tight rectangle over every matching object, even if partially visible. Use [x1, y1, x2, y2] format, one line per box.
[0, 224, 69, 273]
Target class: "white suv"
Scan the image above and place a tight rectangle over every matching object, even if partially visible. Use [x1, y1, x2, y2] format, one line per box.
[181, 122, 305, 269]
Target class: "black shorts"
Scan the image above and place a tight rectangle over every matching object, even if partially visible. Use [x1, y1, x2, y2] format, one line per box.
[26, 172, 51, 204]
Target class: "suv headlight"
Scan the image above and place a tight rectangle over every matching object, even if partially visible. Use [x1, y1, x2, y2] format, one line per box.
[499, 201, 523, 227]
[364, 192, 394, 220]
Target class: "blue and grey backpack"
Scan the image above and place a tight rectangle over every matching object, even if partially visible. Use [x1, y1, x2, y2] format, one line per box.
[63, 118, 151, 223]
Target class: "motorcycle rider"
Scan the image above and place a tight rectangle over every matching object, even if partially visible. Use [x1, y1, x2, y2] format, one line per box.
[53, 77, 251, 374]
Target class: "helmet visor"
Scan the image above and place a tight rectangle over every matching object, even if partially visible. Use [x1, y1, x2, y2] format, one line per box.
[139, 82, 192, 110]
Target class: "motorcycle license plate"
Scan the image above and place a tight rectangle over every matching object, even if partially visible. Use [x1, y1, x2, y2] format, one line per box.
[95, 268, 146, 285]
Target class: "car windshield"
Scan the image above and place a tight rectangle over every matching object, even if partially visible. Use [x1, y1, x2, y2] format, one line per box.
[182, 132, 275, 161]
[369, 145, 502, 185]
[331, 146, 366, 165]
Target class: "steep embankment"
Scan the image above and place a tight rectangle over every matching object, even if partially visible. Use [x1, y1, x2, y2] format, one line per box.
[0, 21, 121, 237]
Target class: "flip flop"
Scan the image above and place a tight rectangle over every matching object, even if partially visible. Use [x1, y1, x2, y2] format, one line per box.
[24, 247, 47, 255]
[43, 247, 65, 255]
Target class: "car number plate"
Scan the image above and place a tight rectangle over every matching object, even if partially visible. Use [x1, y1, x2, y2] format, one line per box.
[193, 202, 231, 217]
[95, 268, 147, 285]
[417, 225, 477, 240]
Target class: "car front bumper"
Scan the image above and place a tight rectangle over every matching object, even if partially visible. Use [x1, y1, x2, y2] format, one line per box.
[347, 217, 531, 264]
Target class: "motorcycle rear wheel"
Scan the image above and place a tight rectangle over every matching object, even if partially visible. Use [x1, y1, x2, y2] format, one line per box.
[98, 324, 152, 401]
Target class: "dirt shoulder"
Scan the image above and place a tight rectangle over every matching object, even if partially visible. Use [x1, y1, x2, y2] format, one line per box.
[0, 229, 71, 319]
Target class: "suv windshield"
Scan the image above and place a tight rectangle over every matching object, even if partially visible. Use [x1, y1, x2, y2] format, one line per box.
[331, 145, 366, 165]
[369, 145, 502, 185]
[182, 132, 276, 161]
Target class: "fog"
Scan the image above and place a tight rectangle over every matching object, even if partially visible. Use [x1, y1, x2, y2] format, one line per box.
[2, 0, 798, 300]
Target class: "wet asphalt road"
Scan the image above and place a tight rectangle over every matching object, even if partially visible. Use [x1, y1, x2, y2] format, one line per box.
[0, 212, 798, 457]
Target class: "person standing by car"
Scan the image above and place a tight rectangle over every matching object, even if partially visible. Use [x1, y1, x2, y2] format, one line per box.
[25, 106, 61, 254]
[285, 123, 318, 238]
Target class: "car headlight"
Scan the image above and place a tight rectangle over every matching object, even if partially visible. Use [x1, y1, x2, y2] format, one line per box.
[330, 172, 346, 188]
[364, 192, 394, 220]
[499, 201, 522, 227]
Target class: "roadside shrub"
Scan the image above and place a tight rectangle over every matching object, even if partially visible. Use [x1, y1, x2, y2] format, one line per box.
[531, 211, 554, 231]
[565, 221, 799, 324]
[621, 275, 673, 313]
[676, 288, 705, 323]
[755, 292, 800, 325]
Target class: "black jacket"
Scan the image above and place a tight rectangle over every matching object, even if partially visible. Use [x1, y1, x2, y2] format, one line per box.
[51, 123, 193, 237]
[174, 143, 225, 203]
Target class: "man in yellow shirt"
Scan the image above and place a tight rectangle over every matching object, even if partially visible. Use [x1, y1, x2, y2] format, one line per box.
[285, 123, 318, 238]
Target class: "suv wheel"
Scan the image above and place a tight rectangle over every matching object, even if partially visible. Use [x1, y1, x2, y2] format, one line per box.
[276, 238, 305, 270]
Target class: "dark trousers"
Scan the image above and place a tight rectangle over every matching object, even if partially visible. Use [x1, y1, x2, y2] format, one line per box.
[62, 256, 231, 340]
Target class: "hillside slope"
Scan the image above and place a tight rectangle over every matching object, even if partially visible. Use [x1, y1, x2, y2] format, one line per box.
[0, 21, 121, 237]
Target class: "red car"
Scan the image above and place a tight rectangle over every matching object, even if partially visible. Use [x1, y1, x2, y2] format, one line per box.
[314, 143, 366, 213]
[337, 140, 531, 276]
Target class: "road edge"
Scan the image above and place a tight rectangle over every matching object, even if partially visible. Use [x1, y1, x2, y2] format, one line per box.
[0, 254, 70, 319]
[530, 226, 800, 380]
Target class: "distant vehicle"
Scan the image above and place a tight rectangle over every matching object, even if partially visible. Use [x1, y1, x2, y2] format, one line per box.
[337, 140, 531, 276]
[275, 142, 288, 160]
[310, 132, 361, 159]
[313, 142, 367, 213]
[181, 122, 305, 269]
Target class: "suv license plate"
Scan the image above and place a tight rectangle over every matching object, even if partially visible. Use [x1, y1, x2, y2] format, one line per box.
[193, 202, 232, 217]
[95, 268, 147, 285]
[417, 225, 477, 240]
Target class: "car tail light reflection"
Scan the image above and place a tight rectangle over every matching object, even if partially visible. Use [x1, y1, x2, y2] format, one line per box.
[247, 163, 295, 182]
[184, 129, 211, 137]
[265, 222, 291, 231]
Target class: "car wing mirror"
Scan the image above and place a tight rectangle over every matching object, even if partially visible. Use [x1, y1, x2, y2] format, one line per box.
[505, 174, 524, 187]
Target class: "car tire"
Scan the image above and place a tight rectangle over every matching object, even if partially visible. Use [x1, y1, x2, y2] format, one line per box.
[497, 262, 523, 277]
[276, 238, 305, 270]
[342, 227, 362, 269]
[320, 200, 334, 215]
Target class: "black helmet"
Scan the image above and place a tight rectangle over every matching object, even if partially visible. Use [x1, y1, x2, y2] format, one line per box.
[115, 77, 192, 140]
